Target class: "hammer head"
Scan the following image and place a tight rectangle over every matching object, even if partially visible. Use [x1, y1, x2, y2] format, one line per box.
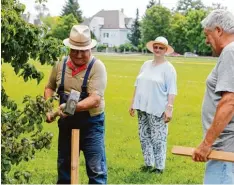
[63, 90, 80, 115]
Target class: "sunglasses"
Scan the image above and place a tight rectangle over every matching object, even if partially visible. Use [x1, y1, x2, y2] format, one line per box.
[153, 46, 166, 50]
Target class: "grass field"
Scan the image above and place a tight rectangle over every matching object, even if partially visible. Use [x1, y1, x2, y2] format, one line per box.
[2, 54, 217, 184]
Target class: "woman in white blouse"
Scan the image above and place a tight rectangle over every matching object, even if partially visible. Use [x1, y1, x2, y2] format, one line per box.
[129, 36, 177, 174]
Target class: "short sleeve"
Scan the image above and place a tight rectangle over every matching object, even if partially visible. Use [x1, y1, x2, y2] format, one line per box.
[134, 61, 148, 87]
[165, 65, 177, 95]
[45, 62, 59, 91]
[215, 50, 234, 93]
[88, 60, 107, 97]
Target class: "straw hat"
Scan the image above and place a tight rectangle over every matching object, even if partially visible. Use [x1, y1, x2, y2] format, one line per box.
[146, 36, 174, 54]
[63, 25, 97, 50]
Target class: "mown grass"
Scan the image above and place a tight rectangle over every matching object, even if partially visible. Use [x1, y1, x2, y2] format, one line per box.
[2, 54, 216, 184]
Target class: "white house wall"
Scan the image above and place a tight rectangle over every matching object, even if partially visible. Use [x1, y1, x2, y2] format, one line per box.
[100, 29, 130, 47]
[89, 17, 104, 42]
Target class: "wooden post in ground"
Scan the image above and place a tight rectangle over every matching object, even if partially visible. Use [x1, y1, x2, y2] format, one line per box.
[71, 129, 80, 184]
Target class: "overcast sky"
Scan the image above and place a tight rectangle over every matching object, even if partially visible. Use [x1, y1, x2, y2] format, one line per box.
[20, 0, 234, 18]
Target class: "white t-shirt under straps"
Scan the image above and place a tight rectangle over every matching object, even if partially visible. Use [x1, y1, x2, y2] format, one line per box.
[133, 60, 177, 117]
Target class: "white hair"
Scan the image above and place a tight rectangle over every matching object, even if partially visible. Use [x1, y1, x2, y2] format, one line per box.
[201, 9, 234, 34]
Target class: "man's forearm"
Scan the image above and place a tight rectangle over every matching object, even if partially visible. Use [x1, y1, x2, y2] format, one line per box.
[203, 93, 234, 146]
[44, 88, 55, 100]
[76, 92, 101, 112]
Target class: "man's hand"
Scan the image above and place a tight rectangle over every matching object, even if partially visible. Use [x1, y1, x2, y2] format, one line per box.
[129, 107, 135, 117]
[46, 112, 55, 123]
[192, 141, 212, 162]
[58, 103, 68, 118]
[164, 107, 173, 123]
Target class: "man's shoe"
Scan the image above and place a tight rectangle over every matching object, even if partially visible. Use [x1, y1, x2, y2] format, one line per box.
[140, 166, 154, 172]
[151, 168, 164, 174]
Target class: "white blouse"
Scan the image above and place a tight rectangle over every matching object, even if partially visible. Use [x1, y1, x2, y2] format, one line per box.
[133, 60, 177, 117]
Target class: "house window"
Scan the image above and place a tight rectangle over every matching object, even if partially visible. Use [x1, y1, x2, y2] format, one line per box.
[103, 33, 109, 38]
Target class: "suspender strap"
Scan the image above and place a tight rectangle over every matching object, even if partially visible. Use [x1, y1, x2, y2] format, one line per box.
[57, 56, 68, 94]
[81, 57, 96, 93]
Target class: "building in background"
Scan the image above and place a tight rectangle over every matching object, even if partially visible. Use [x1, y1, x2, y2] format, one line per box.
[82, 9, 133, 47]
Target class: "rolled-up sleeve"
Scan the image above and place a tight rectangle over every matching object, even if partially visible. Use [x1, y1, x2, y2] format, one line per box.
[88, 60, 107, 97]
[45, 62, 59, 91]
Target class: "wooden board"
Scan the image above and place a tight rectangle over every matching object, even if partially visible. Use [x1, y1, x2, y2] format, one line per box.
[172, 146, 234, 162]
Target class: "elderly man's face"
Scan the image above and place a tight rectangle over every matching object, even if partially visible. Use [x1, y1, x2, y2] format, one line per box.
[204, 28, 223, 56]
[69, 49, 91, 66]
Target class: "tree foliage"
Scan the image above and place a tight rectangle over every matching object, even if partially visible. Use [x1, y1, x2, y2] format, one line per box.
[61, 0, 83, 23]
[176, 0, 205, 14]
[169, 13, 188, 54]
[141, 5, 171, 44]
[127, 8, 141, 47]
[146, 0, 156, 9]
[1, 0, 63, 183]
[45, 14, 78, 40]
[184, 9, 211, 55]
[34, 3, 50, 19]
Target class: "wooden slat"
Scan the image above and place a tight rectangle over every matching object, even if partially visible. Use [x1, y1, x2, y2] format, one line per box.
[172, 146, 234, 162]
[71, 129, 80, 184]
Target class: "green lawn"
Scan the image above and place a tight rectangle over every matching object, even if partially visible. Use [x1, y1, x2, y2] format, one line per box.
[2, 54, 217, 184]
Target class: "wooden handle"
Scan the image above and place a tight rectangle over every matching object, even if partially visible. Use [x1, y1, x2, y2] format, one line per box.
[172, 146, 234, 162]
[71, 129, 80, 184]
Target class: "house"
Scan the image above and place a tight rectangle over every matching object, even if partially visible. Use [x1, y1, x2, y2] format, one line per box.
[81, 9, 134, 47]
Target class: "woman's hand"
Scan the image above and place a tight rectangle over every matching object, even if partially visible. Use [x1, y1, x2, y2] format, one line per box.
[129, 107, 135, 117]
[164, 105, 173, 123]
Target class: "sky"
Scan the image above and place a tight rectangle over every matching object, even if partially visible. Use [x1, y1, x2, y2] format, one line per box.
[20, 0, 234, 19]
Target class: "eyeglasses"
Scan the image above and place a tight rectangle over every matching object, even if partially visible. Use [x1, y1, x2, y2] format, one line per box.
[153, 46, 166, 50]
[70, 49, 87, 55]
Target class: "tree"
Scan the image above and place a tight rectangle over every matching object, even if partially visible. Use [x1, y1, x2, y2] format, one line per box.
[169, 12, 188, 54]
[176, 0, 205, 14]
[147, 0, 156, 9]
[61, 0, 83, 23]
[1, 0, 63, 183]
[184, 9, 211, 55]
[46, 14, 78, 40]
[41, 16, 60, 30]
[141, 5, 171, 44]
[208, 3, 227, 10]
[127, 8, 141, 47]
[34, 3, 50, 19]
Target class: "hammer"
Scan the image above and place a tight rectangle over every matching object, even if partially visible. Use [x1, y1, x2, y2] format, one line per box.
[47, 89, 81, 184]
[47, 90, 80, 120]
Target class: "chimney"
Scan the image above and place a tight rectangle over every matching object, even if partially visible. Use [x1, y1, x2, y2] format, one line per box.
[121, 8, 124, 13]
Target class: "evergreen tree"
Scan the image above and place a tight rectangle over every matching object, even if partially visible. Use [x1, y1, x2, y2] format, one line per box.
[61, 0, 83, 23]
[128, 8, 141, 47]
[147, 0, 156, 9]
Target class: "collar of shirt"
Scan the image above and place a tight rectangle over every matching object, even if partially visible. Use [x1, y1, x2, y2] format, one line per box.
[66, 56, 93, 77]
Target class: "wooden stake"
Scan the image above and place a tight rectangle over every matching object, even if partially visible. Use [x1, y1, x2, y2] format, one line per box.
[71, 129, 80, 184]
[172, 146, 234, 162]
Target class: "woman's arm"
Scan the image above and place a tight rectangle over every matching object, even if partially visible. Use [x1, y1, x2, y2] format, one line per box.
[129, 87, 136, 117]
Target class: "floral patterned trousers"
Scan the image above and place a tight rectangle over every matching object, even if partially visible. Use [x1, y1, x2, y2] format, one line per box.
[137, 110, 168, 170]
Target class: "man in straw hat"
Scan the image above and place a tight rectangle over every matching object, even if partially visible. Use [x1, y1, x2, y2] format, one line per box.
[129, 36, 177, 174]
[44, 25, 107, 184]
[192, 9, 234, 184]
